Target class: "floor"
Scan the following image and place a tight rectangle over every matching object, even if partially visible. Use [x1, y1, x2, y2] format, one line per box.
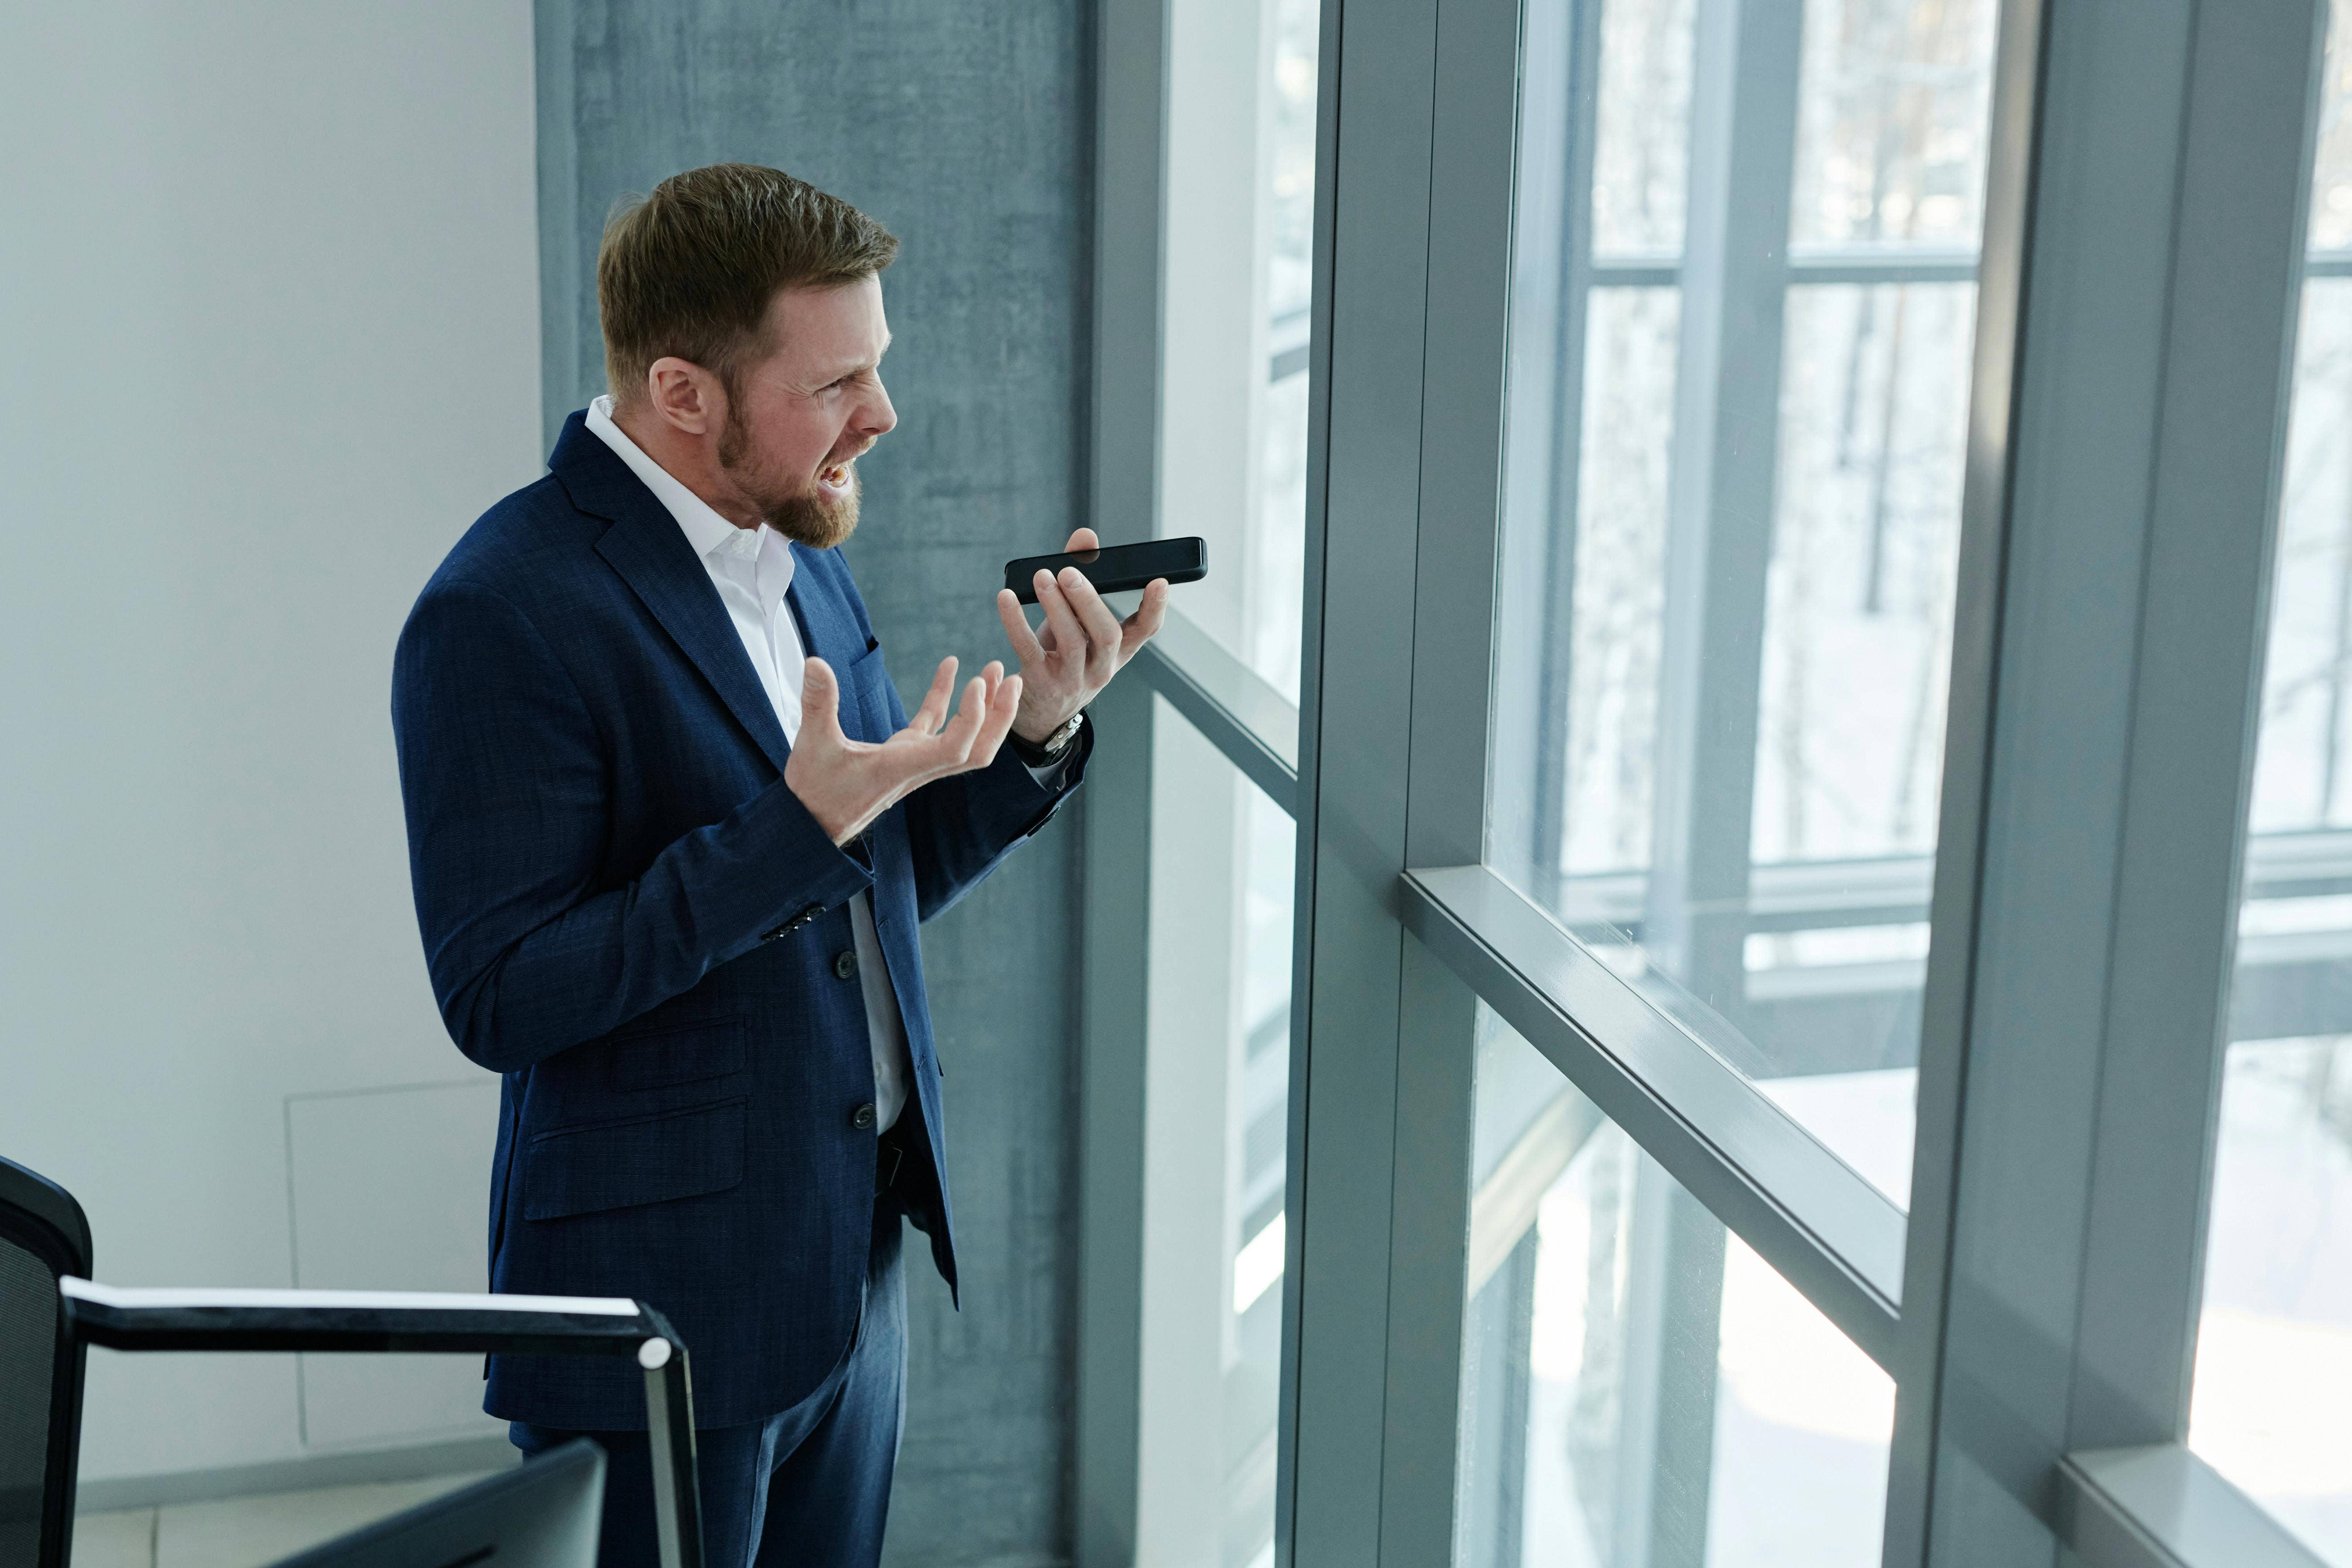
[72, 1467, 512, 1568]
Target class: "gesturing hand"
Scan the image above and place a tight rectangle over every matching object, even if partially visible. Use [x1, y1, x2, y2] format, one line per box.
[994, 527, 1171, 743]
[784, 655, 1023, 845]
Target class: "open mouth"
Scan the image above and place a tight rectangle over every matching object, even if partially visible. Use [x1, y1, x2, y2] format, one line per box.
[816, 460, 854, 498]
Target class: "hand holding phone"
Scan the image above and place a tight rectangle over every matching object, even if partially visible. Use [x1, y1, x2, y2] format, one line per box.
[1002, 536, 1207, 604]
[995, 529, 1184, 742]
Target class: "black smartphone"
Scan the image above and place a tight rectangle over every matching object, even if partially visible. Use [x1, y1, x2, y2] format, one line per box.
[1004, 537, 1208, 604]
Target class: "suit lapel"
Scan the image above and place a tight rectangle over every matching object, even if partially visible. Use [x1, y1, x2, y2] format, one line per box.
[552, 415, 794, 776]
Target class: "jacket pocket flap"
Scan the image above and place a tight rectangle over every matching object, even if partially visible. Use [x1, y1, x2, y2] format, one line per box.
[842, 643, 894, 741]
[524, 1099, 746, 1221]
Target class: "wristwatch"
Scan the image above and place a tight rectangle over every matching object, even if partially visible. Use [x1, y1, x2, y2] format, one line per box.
[1010, 708, 1086, 767]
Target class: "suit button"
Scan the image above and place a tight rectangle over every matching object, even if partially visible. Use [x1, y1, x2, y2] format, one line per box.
[850, 1103, 877, 1131]
[833, 950, 858, 980]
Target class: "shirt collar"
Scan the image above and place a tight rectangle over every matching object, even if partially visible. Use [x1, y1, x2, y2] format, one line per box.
[586, 396, 793, 592]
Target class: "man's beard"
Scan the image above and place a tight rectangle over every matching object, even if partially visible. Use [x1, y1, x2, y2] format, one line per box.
[719, 407, 861, 549]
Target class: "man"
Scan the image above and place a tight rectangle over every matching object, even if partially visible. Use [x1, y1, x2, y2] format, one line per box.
[391, 163, 1165, 1567]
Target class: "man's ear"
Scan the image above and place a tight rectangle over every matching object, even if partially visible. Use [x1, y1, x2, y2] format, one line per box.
[645, 357, 720, 437]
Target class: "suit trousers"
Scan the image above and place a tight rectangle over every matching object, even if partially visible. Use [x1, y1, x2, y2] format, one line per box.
[512, 1202, 907, 1568]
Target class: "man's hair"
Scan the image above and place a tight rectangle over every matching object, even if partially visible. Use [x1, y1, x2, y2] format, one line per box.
[597, 162, 899, 405]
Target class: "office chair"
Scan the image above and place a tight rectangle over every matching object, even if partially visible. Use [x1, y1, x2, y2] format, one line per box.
[0, 1153, 705, 1568]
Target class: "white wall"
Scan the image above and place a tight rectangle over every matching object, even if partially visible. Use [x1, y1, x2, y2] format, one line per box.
[0, 0, 541, 1481]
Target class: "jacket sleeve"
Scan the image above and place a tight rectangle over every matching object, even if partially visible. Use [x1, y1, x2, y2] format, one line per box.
[896, 699, 1093, 923]
[392, 577, 876, 1072]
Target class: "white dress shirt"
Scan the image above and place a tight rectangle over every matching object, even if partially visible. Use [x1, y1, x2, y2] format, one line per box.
[587, 395, 911, 1134]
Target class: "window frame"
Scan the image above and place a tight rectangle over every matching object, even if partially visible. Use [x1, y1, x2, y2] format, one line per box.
[1078, 0, 2335, 1566]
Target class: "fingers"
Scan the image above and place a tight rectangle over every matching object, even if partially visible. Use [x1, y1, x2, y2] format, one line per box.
[931, 675, 991, 762]
[997, 588, 1048, 668]
[1035, 569, 1087, 665]
[1064, 526, 1099, 554]
[839, 661, 1013, 833]
[911, 656, 959, 735]
[969, 670, 1022, 766]
[916, 669, 1023, 778]
[1121, 578, 1172, 659]
[1030, 571, 1065, 652]
[800, 658, 844, 744]
[1058, 566, 1125, 678]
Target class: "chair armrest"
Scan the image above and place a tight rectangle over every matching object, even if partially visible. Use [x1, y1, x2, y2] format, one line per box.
[59, 1279, 703, 1568]
[60, 1278, 663, 1355]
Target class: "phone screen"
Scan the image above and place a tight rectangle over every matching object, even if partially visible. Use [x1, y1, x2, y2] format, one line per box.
[1003, 537, 1208, 604]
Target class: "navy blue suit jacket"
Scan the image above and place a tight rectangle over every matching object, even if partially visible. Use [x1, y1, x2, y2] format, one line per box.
[391, 413, 1087, 1430]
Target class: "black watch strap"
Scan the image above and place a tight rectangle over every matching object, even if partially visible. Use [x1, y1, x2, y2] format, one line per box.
[1009, 710, 1084, 768]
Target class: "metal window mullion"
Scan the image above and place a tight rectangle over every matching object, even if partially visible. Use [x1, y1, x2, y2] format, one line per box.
[2068, 0, 2324, 1455]
[1495, 0, 1604, 910]
[1076, 675, 1156, 1568]
[1090, 0, 1169, 554]
[1272, 0, 1347, 1554]
[533, 0, 582, 454]
[1076, 0, 1170, 1558]
[1889, 1, 2326, 1564]
[1370, 0, 1536, 1552]
[1645, 0, 1804, 1045]
[1785, 250, 1981, 285]
[1618, 9, 1808, 1560]
[1280, 0, 1442, 1565]
[1888, 0, 2183, 1555]
[1585, 260, 1684, 287]
[1588, 254, 1985, 289]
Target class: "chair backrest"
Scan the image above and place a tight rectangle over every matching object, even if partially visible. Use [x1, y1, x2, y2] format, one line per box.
[0, 1155, 93, 1568]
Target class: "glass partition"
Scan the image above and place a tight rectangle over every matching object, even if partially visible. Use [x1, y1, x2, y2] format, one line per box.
[1454, 1010, 1892, 1568]
[1485, 0, 2002, 1213]
[1159, 0, 1320, 699]
[1137, 696, 1297, 1568]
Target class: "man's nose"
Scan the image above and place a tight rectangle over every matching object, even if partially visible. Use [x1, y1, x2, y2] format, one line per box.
[862, 379, 898, 440]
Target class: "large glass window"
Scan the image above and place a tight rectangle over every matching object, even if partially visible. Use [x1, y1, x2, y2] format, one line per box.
[1454, 1011, 1892, 1568]
[1137, 697, 1297, 1568]
[1110, 0, 2344, 1558]
[1487, 0, 2002, 1213]
[2188, 6, 2352, 1556]
[1159, 0, 1320, 699]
